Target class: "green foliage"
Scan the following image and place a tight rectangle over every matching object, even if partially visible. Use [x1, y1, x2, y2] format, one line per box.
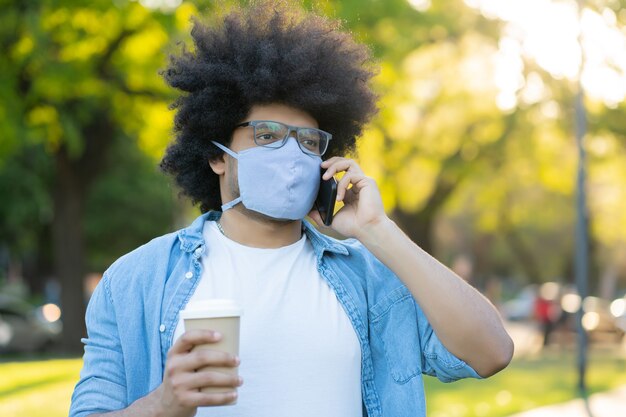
[1, 0, 626, 293]
[0, 0, 193, 275]
[0, 144, 53, 255]
[331, 0, 626, 284]
[84, 136, 175, 271]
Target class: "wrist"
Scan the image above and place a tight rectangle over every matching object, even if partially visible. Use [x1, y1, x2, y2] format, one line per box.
[354, 215, 396, 247]
[145, 385, 167, 417]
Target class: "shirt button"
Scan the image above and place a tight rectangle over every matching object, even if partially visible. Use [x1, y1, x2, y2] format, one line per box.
[185, 271, 193, 279]
[194, 247, 202, 256]
[159, 324, 166, 333]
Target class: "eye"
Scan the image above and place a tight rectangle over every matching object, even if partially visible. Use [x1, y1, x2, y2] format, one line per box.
[299, 130, 322, 150]
[300, 139, 318, 148]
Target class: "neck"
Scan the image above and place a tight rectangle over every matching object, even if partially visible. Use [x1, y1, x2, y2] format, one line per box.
[218, 209, 303, 248]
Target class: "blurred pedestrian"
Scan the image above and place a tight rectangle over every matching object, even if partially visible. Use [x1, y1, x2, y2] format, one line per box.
[534, 283, 562, 346]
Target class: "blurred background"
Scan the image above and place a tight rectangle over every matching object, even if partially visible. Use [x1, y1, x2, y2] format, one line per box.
[1, 0, 625, 416]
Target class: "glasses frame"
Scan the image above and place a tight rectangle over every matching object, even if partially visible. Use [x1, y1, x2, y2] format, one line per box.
[235, 120, 332, 156]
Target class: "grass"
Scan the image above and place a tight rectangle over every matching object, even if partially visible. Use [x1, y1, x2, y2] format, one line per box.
[0, 348, 625, 417]
[0, 357, 83, 417]
[424, 347, 626, 417]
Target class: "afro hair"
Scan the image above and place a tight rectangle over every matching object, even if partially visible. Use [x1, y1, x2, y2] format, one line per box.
[160, 0, 379, 212]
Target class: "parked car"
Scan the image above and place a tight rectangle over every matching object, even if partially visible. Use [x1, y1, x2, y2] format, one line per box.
[502, 285, 538, 321]
[0, 295, 62, 353]
[502, 283, 625, 345]
[579, 296, 625, 343]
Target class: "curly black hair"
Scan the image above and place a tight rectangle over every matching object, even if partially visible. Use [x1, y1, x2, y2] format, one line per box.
[160, 0, 379, 213]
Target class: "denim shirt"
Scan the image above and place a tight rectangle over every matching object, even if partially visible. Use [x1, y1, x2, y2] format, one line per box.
[69, 211, 481, 417]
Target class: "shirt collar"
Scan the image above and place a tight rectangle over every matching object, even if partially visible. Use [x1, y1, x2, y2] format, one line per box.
[302, 219, 349, 258]
[176, 211, 349, 257]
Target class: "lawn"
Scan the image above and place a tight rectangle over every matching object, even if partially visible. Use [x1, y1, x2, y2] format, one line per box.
[0, 357, 83, 417]
[1, 348, 625, 417]
[424, 347, 626, 417]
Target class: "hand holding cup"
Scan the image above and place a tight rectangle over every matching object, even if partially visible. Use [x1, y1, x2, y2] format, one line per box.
[155, 329, 242, 417]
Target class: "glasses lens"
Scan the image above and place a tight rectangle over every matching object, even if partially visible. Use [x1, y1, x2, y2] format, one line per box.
[254, 121, 288, 147]
[298, 128, 329, 156]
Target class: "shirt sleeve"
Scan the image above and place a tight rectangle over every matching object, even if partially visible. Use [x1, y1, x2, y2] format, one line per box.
[69, 273, 128, 417]
[414, 299, 484, 383]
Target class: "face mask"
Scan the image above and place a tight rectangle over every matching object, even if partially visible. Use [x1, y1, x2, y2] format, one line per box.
[212, 139, 321, 220]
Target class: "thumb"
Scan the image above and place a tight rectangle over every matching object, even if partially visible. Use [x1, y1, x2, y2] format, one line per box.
[307, 209, 322, 227]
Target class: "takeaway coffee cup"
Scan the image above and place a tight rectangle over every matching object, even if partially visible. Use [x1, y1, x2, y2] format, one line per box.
[180, 299, 243, 403]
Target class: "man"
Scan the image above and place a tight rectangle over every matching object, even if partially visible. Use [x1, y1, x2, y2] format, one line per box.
[69, 2, 513, 417]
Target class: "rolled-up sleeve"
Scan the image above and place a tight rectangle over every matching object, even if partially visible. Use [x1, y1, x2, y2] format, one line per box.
[415, 300, 483, 383]
[69, 273, 127, 417]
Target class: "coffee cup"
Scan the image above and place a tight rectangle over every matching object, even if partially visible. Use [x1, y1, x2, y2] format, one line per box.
[180, 299, 243, 403]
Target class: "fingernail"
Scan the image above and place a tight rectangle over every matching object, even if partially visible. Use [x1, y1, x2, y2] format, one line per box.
[234, 356, 241, 365]
[238, 376, 244, 385]
[212, 331, 222, 339]
[231, 391, 238, 398]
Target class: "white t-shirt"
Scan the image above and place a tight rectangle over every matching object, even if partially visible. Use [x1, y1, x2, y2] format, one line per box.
[172, 221, 362, 417]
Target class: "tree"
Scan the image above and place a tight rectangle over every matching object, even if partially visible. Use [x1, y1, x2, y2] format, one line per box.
[335, 0, 510, 253]
[0, 0, 196, 351]
[335, 0, 626, 289]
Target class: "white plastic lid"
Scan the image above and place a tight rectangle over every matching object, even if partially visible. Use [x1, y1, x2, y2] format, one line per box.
[180, 299, 243, 319]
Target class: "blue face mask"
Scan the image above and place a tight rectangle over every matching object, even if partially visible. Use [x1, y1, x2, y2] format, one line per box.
[212, 139, 322, 220]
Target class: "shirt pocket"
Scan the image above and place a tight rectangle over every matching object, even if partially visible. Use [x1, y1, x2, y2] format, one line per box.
[370, 286, 422, 384]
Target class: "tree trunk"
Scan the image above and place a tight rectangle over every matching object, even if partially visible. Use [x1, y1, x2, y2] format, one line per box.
[390, 149, 464, 256]
[502, 228, 543, 284]
[22, 223, 53, 297]
[52, 149, 87, 354]
[392, 208, 436, 255]
[471, 234, 494, 291]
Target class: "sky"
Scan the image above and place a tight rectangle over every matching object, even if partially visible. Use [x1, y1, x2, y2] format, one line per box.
[464, 0, 626, 109]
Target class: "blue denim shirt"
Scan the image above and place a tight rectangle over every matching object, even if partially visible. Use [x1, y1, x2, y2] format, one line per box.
[69, 211, 481, 417]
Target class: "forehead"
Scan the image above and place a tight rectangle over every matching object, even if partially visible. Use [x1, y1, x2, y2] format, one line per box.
[244, 103, 318, 129]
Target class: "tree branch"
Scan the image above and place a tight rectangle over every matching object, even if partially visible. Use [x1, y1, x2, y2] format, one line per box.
[96, 28, 137, 79]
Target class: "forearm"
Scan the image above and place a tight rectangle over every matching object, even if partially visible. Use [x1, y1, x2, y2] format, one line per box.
[357, 217, 513, 377]
[89, 388, 163, 417]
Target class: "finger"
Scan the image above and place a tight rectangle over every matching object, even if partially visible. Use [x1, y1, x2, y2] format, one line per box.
[342, 186, 359, 205]
[307, 209, 322, 227]
[169, 330, 222, 356]
[336, 172, 366, 202]
[181, 390, 238, 407]
[322, 158, 363, 179]
[321, 162, 339, 180]
[178, 348, 240, 372]
[322, 158, 352, 179]
[335, 172, 352, 202]
[181, 369, 243, 391]
[320, 156, 343, 168]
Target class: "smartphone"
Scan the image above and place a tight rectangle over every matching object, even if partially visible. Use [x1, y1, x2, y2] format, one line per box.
[315, 170, 337, 226]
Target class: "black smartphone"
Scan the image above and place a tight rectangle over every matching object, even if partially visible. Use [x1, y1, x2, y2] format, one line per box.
[315, 170, 337, 226]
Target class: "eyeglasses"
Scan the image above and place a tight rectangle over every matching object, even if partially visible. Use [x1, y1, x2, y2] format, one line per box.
[235, 120, 332, 156]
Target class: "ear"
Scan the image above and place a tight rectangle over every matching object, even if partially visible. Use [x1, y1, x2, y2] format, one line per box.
[209, 154, 226, 175]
